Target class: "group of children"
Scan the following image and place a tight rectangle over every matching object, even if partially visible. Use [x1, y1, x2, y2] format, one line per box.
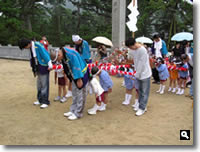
[154, 54, 189, 95]
[52, 50, 190, 118]
[53, 59, 114, 115]
[53, 60, 141, 116]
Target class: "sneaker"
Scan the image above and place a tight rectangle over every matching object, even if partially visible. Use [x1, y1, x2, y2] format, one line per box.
[88, 104, 99, 113]
[176, 89, 181, 95]
[133, 106, 139, 111]
[40, 104, 48, 109]
[160, 86, 165, 94]
[172, 88, 176, 93]
[54, 96, 61, 101]
[132, 100, 139, 108]
[179, 89, 184, 95]
[168, 88, 172, 92]
[33, 101, 40, 105]
[88, 110, 97, 115]
[160, 90, 164, 94]
[60, 97, 67, 103]
[98, 103, 106, 111]
[122, 100, 130, 105]
[64, 111, 73, 117]
[156, 85, 162, 93]
[135, 109, 146, 116]
[132, 103, 138, 108]
[88, 104, 100, 115]
[65, 91, 72, 98]
[68, 113, 78, 120]
[156, 89, 160, 93]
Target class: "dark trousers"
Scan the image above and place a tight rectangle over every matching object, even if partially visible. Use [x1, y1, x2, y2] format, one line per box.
[152, 68, 160, 82]
[137, 77, 151, 110]
[37, 73, 50, 105]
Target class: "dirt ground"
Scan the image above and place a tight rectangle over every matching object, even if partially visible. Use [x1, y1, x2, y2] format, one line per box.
[0, 59, 193, 145]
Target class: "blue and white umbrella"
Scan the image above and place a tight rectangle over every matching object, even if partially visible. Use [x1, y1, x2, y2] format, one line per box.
[171, 32, 193, 41]
[136, 36, 153, 44]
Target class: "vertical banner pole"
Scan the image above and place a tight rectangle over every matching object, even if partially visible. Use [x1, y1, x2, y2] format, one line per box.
[132, 0, 135, 38]
[132, 32, 135, 38]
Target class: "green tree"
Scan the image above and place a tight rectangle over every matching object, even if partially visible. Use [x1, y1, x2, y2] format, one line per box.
[129, 0, 193, 48]
[0, 0, 193, 47]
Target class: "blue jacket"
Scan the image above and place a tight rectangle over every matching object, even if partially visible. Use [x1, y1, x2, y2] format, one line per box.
[161, 40, 168, 55]
[179, 63, 189, 78]
[124, 69, 134, 90]
[156, 64, 169, 80]
[64, 47, 87, 80]
[35, 42, 51, 66]
[99, 70, 113, 91]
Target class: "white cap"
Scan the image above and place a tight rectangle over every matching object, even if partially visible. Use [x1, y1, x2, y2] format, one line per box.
[72, 35, 82, 42]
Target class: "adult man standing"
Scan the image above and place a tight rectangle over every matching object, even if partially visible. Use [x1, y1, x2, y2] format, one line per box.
[125, 38, 152, 116]
[18, 39, 53, 109]
[153, 34, 168, 58]
[40, 36, 49, 51]
[72, 35, 92, 64]
[50, 47, 89, 120]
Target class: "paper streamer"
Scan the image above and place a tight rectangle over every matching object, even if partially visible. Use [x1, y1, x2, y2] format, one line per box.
[52, 64, 63, 70]
[126, 0, 139, 32]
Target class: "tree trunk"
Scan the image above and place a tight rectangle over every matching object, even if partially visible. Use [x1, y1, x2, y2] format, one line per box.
[55, 5, 61, 45]
[76, 3, 81, 33]
[167, 18, 173, 49]
[26, 15, 32, 32]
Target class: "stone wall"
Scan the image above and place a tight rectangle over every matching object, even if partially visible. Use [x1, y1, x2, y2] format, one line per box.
[0, 45, 112, 61]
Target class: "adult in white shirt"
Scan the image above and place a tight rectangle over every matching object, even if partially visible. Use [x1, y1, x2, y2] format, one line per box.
[153, 34, 168, 58]
[125, 38, 152, 116]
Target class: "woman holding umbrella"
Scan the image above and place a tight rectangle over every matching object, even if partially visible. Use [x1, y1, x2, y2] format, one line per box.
[97, 44, 107, 60]
[92, 36, 113, 60]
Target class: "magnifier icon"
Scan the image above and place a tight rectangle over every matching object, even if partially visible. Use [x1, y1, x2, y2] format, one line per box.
[181, 131, 189, 139]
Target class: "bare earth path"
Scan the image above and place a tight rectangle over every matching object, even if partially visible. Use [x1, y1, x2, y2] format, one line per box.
[0, 59, 193, 145]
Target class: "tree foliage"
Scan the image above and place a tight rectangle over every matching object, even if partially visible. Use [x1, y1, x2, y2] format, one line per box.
[131, 0, 193, 46]
[0, 0, 193, 47]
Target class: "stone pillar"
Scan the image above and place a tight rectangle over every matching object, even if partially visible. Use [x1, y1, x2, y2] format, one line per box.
[112, 0, 126, 48]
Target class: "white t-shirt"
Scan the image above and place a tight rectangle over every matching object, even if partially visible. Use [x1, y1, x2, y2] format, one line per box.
[187, 53, 193, 67]
[90, 77, 104, 96]
[130, 46, 152, 80]
[154, 39, 162, 58]
[185, 47, 190, 55]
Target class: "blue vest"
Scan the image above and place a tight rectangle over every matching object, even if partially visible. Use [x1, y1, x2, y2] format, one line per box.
[161, 40, 168, 55]
[64, 47, 88, 80]
[35, 42, 51, 66]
